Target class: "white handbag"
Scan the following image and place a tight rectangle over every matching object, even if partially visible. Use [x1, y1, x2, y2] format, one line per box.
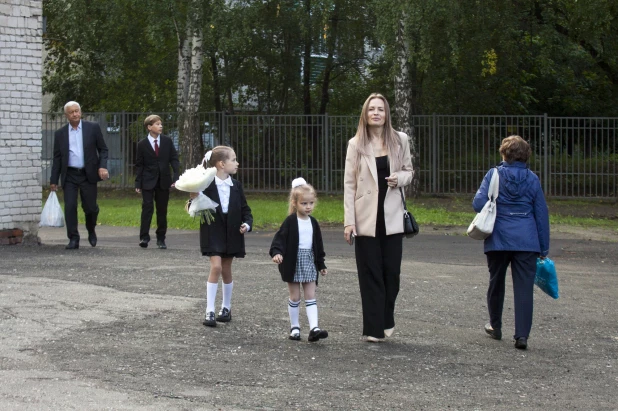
[467, 168, 499, 240]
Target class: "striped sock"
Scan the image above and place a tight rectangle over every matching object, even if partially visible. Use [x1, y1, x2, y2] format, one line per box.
[288, 299, 300, 329]
[305, 299, 318, 329]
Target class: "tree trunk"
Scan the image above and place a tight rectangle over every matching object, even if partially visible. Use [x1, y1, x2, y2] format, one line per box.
[302, 0, 312, 115]
[176, 0, 205, 171]
[318, 2, 339, 115]
[394, 16, 420, 198]
[223, 56, 235, 114]
[210, 51, 222, 113]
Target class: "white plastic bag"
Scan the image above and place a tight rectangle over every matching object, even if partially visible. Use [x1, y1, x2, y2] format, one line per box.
[40, 191, 64, 227]
[467, 168, 499, 240]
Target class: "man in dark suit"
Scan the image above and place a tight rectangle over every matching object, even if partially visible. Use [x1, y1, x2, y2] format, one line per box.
[50, 101, 109, 249]
[135, 115, 180, 249]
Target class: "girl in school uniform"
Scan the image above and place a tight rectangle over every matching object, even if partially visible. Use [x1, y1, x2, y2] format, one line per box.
[192, 146, 253, 327]
[269, 178, 328, 342]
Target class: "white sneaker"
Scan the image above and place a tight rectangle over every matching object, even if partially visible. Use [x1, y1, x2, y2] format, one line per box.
[384, 327, 395, 337]
[362, 335, 384, 343]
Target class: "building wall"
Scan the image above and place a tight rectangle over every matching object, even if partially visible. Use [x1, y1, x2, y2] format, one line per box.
[0, 0, 43, 242]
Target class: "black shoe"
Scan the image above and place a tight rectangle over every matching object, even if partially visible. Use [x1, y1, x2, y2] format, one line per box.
[484, 323, 502, 340]
[289, 327, 301, 341]
[202, 312, 216, 327]
[139, 239, 148, 248]
[65, 239, 79, 249]
[216, 307, 231, 322]
[308, 327, 328, 342]
[515, 337, 528, 350]
[88, 231, 97, 247]
[156, 240, 167, 249]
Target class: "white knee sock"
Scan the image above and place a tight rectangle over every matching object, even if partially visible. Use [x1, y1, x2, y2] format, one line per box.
[305, 299, 318, 329]
[288, 299, 300, 329]
[222, 281, 233, 310]
[206, 282, 218, 313]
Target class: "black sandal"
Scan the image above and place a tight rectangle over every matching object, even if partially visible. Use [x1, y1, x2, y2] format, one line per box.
[289, 327, 301, 341]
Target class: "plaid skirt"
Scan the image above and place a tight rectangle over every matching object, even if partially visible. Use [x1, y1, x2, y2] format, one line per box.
[293, 248, 318, 283]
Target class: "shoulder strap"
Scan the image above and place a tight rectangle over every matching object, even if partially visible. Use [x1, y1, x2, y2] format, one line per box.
[399, 187, 407, 211]
[488, 167, 499, 201]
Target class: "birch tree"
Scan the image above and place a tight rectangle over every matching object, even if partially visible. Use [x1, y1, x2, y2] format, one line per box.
[393, 14, 420, 197]
[174, 0, 206, 170]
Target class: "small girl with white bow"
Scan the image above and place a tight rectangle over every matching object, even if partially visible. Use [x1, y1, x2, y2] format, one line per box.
[191, 146, 253, 327]
[269, 178, 328, 342]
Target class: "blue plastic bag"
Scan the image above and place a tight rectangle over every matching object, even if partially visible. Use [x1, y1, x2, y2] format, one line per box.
[535, 257, 559, 299]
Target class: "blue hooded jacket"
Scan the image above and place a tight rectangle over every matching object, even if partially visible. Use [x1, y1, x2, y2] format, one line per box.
[472, 161, 550, 256]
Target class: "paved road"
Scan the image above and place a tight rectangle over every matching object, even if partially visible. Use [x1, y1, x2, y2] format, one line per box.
[0, 225, 616, 410]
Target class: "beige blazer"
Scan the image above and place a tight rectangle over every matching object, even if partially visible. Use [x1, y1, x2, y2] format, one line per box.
[343, 132, 414, 237]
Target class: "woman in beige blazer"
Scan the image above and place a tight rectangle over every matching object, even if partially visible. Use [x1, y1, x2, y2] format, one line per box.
[343, 93, 414, 342]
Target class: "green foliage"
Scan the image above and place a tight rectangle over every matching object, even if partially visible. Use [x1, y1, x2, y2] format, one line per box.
[43, 0, 179, 112]
[44, 0, 618, 116]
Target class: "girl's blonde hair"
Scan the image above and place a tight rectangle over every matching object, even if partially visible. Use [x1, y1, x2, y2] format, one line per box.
[354, 93, 403, 172]
[288, 183, 317, 215]
[204, 145, 234, 168]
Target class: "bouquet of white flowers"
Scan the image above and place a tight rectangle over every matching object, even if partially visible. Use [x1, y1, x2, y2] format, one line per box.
[176, 159, 218, 224]
[185, 192, 218, 224]
[175, 164, 217, 192]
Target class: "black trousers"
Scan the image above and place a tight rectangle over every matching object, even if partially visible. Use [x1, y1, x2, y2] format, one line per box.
[354, 234, 403, 338]
[486, 251, 537, 339]
[139, 180, 170, 242]
[63, 167, 99, 241]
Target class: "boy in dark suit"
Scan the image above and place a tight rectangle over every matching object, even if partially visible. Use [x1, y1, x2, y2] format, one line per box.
[135, 115, 180, 249]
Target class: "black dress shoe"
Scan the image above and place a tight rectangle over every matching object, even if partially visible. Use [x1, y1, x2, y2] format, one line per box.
[65, 239, 79, 249]
[289, 327, 301, 341]
[203, 311, 216, 327]
[139, 239, 148, 248]
[216, 307, 231, 322]
[515, 337, 528, 350]
[156, 240, 167, 249]
[88, 231, 97, 247]
[308, 327, 328, 342]
[484, 323, 502, 340]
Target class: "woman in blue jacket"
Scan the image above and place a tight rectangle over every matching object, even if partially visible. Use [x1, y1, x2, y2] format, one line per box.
[473, 135, 550, 350]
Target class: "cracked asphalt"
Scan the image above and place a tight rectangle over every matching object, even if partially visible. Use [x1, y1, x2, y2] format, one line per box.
[1, 225, 617, 410]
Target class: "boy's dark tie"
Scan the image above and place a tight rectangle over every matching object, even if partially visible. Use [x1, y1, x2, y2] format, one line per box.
[154, 139, 159, 156]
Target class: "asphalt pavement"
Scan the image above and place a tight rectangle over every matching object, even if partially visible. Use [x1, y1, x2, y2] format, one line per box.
[0, 224, 616, 410]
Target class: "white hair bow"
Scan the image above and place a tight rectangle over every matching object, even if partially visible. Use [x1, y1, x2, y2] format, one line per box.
[291, 177, 307, 188]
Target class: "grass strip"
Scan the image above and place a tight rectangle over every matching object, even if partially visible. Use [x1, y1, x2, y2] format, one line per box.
[42, 190, 617, 232]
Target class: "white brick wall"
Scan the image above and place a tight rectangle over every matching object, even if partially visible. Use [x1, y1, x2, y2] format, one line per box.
[0, 0, 42, 241]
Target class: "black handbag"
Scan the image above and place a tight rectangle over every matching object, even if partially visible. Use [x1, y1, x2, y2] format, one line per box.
[399, 188, 419, 238]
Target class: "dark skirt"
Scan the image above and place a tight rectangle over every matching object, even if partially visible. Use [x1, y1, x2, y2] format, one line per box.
[201, 213, 245, 258]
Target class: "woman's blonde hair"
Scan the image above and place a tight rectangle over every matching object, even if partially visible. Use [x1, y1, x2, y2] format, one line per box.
[354, 93, 403, 171]
[205, 145, 234, 168]
[499, 135, 531, 163]
[288, 183, 317, 215]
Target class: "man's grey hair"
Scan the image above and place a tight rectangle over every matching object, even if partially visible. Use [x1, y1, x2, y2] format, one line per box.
[64, 101, 81, 112]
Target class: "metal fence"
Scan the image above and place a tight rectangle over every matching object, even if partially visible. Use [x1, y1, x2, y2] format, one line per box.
[42, 112, 618, 199]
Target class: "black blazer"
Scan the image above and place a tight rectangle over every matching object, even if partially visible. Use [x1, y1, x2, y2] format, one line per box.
[134, 135, 180, 190]
[199, 179, 253, 256]
[50, 120, 109, 186]
[269, 214, 327, 283]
